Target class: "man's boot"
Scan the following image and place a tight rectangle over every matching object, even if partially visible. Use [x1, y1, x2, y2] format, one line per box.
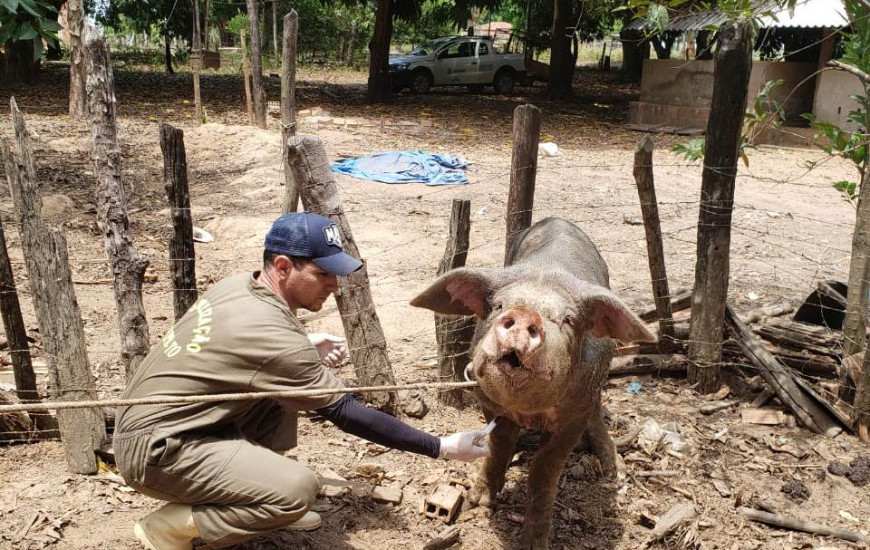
[287, 511, 321, 531]
[134, 503, 199, 550]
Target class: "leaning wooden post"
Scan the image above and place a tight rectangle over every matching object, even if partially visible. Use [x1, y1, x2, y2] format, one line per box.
[84, 26, 151, 377]
[191, 0, 204, 125]
[633, 135, 675, 346]
[435, 199, 475, 407]
[4, 98, 105, 473]
[240, 28, 255, 125]
[504, 104, 541, 260]
[246, 0, 268, 128]
[281, 11, 299, 212]
[687, 21, 752, 394]
[159, 124, 198, 320]
[0, 216, 57, 435]
[286, 136, 397, 413]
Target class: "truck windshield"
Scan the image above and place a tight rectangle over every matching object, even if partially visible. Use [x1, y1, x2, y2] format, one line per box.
[409, 40, 447, 56]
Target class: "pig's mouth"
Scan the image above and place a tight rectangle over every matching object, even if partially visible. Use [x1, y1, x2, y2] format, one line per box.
[500, 350, 523, 370]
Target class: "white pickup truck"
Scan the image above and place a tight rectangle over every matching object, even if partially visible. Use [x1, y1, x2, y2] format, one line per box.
[389, 36, 528, 94]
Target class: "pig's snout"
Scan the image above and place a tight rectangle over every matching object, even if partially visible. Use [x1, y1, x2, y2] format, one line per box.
[494, 307, 544, 367]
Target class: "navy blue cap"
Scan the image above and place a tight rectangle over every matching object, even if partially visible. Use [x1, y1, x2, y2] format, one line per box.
[265, 212, 363, 276]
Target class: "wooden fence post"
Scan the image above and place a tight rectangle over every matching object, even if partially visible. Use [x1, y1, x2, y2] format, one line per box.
[240, 28, 255, 125]
[435, 199, 475, 407]
[281, 11, 299, 212]
[84, 25, 151, 377]
[285, 136, 397, 413]
[687, 21, 752, 394]
[67, 0, 87, 118]
[505, 104, 541, 261]
[633, 135, 675, 345]
[4, 98, 105, 473]
[246, 0, 268, 128]
[0, 216, 57, 435]
[159, 124, 198, 319]
[191, 0, 203, 125]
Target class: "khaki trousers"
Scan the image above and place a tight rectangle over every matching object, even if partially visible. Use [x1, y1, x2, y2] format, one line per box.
[115, 401, 317, 548]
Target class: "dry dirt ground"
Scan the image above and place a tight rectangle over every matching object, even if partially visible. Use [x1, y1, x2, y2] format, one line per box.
[0, 65, 868, 550]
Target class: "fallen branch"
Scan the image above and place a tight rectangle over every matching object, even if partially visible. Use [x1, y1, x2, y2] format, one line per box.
[740, 507, 867, 544]
[725, 305, 843, 436]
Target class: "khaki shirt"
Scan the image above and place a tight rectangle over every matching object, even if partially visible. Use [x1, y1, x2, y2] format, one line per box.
[116, 272, 344, 438]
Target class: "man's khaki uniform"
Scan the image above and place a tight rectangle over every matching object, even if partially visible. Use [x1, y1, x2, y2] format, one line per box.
[115, 273, 343, 548]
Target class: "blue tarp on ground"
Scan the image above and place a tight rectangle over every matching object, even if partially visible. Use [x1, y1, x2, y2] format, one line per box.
[331, 151, 469, 186]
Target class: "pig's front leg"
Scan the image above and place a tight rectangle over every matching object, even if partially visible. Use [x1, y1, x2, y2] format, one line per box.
[585, 403, 616, 478]
[469, 418, 520, 508]
[520, 429, 582, 550]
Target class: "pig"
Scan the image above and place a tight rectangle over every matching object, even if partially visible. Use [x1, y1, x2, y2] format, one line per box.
[411, 216, 656, 550]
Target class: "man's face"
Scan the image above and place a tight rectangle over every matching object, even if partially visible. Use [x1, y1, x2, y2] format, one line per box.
[280, 259, 339, 312]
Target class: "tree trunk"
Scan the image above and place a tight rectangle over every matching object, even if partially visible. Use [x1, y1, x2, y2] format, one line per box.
[164, 30, 175, 74]
[546, 0, 574, 99]
[84, 26, 151, 378]
[281, 11, 299, 212]
[272, 0, 278, 56]
[856, 344, 870, 440]
[247, 0, 268, 127]
[367, 0, 392, 103]
[68, 0, 87, 118]
[4, 97, 105, 473]
[159, 124, 198, 320]
[285, 136, 398, 413]
[191, 0, 203, 125]
[203, 0, 211, 51]
[620, 29, 644, 82]
[240, 28, 255, 125]
[687, 22, 753, 394]
[3, 40, 37, 84]
[0, 217, 57, 435]
[841, 165, 870, 358]
[696, 31, 713, 59]
[651, 33, 677, 60]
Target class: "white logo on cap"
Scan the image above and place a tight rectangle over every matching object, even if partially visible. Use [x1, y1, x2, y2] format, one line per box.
[323, 225, 342, 248]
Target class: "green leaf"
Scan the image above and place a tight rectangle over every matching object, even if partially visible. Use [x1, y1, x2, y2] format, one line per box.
[740, 149, 750, 168]
[647, 3, 669, 32]
[16, 0, 38, 16]
[40, 19, 59, 31]
[0, 0, 18, 13]
[17, 25, 36, 40]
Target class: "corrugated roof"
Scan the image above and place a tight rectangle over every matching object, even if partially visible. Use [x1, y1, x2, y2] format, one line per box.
[625, 0, 848, 32]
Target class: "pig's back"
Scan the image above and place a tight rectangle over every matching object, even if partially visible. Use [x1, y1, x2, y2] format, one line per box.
[507, 217, 609, 288]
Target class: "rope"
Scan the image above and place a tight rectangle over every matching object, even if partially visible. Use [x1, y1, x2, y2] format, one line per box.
[0, 381, 479, 414]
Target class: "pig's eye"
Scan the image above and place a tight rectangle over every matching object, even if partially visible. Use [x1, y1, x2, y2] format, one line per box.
[563, 314, 577, 328]
[492, 301, 503, 312]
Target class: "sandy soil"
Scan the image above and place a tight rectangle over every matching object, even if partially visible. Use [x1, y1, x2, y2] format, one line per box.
[0, 65, 868, 550]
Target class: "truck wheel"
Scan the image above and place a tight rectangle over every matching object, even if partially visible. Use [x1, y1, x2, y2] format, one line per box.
[411, 70, 433, 94]
[494, 69, 515, 94]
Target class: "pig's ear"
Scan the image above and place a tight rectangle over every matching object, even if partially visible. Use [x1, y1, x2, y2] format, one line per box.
[410, 268, 498, 318]
[583, 293, 657, 344]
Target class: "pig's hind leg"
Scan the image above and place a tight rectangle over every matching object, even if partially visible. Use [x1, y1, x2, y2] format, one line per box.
[520, 428, 583, 550]
[469, 419, 520, 508]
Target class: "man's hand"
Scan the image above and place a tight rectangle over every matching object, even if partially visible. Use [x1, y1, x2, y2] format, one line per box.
[307, 333, 348, 367]
[438, 430, 491, 461]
